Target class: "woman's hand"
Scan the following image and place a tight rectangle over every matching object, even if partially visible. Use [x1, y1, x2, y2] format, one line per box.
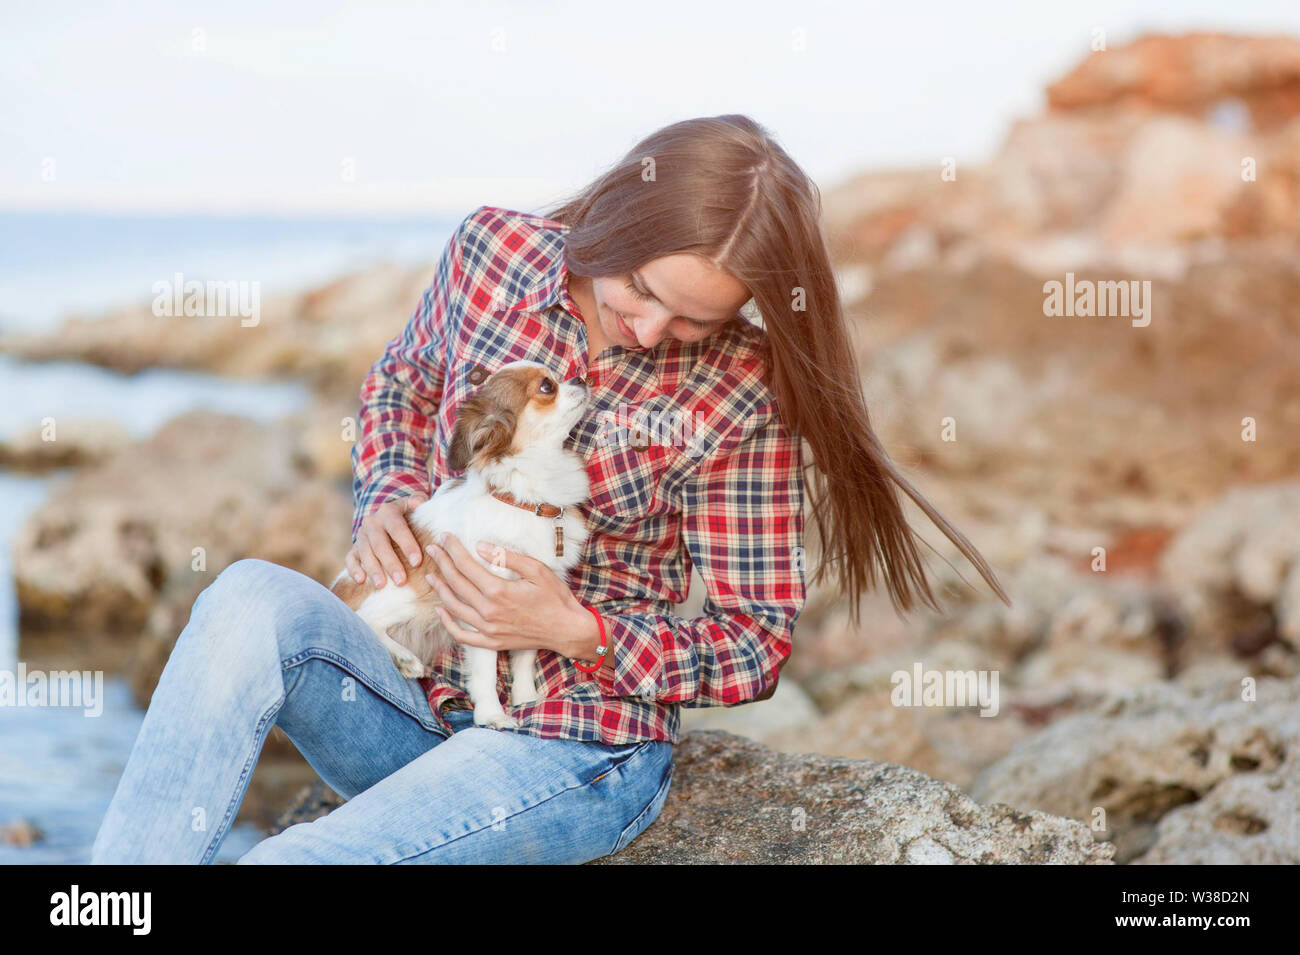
[424, 532, 604, 666]
[346, 494, 429, 588]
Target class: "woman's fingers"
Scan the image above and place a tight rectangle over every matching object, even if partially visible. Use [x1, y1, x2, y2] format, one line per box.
[351, 513, 385, 587]
[386, 498, 427, 569]
[435, 606, 495, 650]
[435, 533, 516, 591]
[425, 538, 494, 616]
[361, 522, 409, 587]
[472, 540, 544, 581]
[349, 496, 431, 588]
[424, 568, 489, 631]
[344, 547, 366, 583]
[350, 535, 384, 587]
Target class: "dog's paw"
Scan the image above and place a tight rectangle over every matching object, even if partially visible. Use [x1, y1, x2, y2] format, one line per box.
[391, 652, 428, 679]
[473, 706, 519, 731]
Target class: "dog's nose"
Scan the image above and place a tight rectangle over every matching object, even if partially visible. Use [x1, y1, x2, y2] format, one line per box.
[565, 375, 589, 388]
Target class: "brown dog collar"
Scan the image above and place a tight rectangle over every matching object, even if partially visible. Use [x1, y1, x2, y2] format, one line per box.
[489, 490, 568, 556]
[489, 490, 563, 518]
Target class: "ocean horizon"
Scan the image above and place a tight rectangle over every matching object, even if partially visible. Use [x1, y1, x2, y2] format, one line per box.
[0, 209, 464, 332]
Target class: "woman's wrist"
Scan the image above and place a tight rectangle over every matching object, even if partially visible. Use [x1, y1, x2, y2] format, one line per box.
[565, 602, 613, 672]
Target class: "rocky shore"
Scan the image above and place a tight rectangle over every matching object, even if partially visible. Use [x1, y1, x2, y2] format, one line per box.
[6, 33, 1299, 861]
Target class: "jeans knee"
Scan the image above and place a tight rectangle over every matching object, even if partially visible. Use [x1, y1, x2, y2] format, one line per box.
[213, 557, 284, 591]
[187, 558, 325, 653]
[190, 559, 268, 626]
[228, 558, 360, 656]
[207, 558, 318, 609]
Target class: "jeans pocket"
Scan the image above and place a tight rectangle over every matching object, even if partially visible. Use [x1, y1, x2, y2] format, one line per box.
[610, 749, 674, 855]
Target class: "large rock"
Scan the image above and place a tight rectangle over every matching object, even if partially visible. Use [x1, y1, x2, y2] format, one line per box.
[1132, 745, 1300, 864]
[1158, 481, 1300, 658]
[271, 731, 1114, 864]
[836, 250, 1300, 538]
[1098, 115, 1248, 242]
[0, 264, 433, 406]
[969, 672, 1300, 863]
[1046, 33, 1300, 129]
[824, 34, 1300, 265]
[13, 409, 353, 641]
[0, 417, 131, 472]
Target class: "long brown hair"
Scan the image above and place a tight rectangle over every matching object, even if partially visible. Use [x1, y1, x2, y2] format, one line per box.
[541, 114, 1010, 618]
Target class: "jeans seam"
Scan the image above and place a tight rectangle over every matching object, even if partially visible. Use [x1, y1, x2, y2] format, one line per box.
[282, 647, 439, 733]
[201, 700, 279, 865]
[610, 751, 673, 855]
[591, 742, 645, 776]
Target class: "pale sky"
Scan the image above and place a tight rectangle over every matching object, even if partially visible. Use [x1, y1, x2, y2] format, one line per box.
[3, 0, 1299, 217]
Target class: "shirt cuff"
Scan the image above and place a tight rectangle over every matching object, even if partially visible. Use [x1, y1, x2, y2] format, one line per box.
[592, 612, 665, 702]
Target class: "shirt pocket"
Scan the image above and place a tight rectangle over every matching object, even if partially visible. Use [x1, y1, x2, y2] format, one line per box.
[582, 439, 670, 531]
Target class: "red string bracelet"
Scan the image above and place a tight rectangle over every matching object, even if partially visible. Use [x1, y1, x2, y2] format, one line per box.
[573, 605, 608, 674]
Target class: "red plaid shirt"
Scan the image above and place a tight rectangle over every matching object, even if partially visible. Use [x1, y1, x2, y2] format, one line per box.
[350, 205, 806, 745]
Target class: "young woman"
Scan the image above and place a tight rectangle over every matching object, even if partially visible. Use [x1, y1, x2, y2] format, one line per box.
[91, 114, 1007, 865]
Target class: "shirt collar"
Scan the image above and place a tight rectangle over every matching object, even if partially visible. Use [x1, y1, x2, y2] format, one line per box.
[508, 234, 658, 371]
[508, 227, 577, 318]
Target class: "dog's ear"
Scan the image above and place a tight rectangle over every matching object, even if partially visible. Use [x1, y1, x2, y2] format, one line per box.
[447, 406, 473, 472]
[448, 393, 515, 471]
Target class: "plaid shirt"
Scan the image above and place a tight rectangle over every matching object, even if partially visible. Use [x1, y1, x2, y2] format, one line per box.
[350, 205, 805, 745]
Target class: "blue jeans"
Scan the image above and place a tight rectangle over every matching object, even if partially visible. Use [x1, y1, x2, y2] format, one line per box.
[90, 558, 674, 864]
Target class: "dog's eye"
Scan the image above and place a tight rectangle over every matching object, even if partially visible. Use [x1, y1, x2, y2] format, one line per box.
[538, 378, 556, 395]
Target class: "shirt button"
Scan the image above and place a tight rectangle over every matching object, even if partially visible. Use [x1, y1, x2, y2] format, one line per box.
[466, 365, 488, 385]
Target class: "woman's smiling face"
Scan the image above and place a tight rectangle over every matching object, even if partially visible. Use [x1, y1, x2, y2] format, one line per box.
[590, 253, 751, 350]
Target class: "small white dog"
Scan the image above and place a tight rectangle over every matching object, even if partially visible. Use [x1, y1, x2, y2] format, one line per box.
[331, 361, 591, 729]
